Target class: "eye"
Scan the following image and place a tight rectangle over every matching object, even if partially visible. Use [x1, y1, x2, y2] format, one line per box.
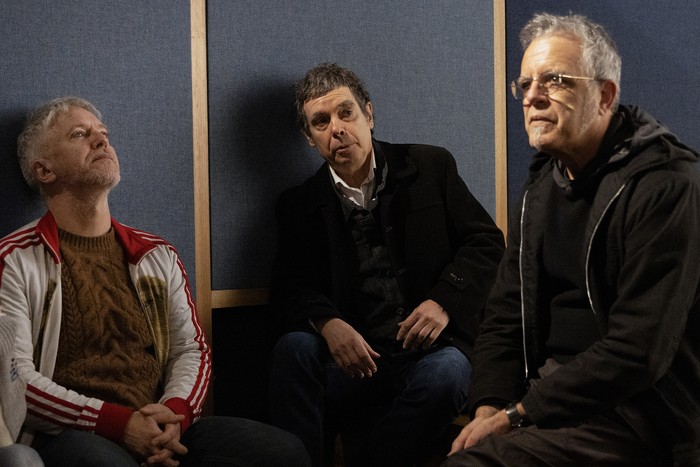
[311, 115, 329, 130]
[541, 72, 564, 90]
[71, 131, 86, 138]
[339, 108, 353, 119]
[537, 72, 555, 86]
[517, 78, 532, 92]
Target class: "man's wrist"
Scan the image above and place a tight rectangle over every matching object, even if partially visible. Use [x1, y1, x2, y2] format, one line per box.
[504, 401, 527, 428]
[95, 402, 133, 442]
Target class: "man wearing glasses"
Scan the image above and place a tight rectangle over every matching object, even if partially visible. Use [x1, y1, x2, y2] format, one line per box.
[444, 13, 700, 466]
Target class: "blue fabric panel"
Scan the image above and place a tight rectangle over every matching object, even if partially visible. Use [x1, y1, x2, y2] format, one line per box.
[208, 0, 495, 290]
[506, 1, 700, 209]
[0, 2, 195, 289]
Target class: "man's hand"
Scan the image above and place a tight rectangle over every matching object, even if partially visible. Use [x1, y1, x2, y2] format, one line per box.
[447, 405, 511, 456]
[396, 299, 449, 350]
[316, 317, 380, 378]
[124, 411, 170, 463]
[138, 404, 188, 466]
[123, 404, 187, 466]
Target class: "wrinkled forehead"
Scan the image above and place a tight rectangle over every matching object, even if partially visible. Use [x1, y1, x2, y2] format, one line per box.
[521, 34, 584, 76]
[50, 106, 105, 129]
[305, 86, 357, 105]
[304, 87, 361, 114]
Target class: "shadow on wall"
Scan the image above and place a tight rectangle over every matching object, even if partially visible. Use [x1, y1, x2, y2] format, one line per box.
[210, 75, 319, 289]
[0, 110, 44, 236]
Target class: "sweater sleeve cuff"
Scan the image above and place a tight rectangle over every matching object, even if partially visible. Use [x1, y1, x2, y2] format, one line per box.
[94, 402, 133, 443]
[163, 397, 193, 433]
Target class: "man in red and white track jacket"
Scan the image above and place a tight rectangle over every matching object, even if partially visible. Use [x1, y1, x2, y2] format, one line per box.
[0, 97, 309, 467]
[0, 212, 210, 442]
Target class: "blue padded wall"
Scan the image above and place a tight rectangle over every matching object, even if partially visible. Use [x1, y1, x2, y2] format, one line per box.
[505, 1, 700, 209]
[207, 0, 496, 290]
[0, 2, 195, 289]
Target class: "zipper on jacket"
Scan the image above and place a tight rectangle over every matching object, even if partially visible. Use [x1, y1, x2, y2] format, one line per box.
[584, 183, 626, 317]
[519, 190, 530, 381]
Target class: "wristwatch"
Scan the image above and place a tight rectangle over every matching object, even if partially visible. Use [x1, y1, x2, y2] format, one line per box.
[504, 401, 524, 428]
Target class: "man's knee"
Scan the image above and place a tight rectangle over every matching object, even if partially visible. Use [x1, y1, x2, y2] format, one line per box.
[0, 444, 44, 467]
[272, 331, 323, 361]
[414, 347, 471, 398]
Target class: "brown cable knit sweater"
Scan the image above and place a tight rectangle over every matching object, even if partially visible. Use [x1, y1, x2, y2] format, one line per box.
[52, 228, 161, 411]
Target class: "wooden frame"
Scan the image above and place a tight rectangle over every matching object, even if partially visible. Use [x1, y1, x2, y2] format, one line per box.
[494, 0, 508, 235]
[191, 0, 212, 343]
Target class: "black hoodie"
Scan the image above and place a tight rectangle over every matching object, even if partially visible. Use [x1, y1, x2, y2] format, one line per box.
[469, 105, 700, 463]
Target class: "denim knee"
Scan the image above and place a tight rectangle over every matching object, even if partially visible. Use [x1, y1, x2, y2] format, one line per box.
[35, 429, 138, 467]
[408, 346, 471, 407]
[271, 331, 325, 365]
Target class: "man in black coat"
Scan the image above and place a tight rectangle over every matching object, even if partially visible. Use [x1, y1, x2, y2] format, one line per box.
[268, 63, 504, 467]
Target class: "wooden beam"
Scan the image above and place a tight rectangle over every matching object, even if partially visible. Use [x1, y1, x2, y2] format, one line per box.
[494, 0, 508, 236]
[191, 0, 212, 344]
[211, 289, 270, 309]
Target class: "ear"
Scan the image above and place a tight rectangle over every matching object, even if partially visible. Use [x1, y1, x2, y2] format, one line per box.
[599, 80, 617, 113]
[365, 102, 374, 129]
[304, 133, 316, 147]
[33, 160, 56, 185]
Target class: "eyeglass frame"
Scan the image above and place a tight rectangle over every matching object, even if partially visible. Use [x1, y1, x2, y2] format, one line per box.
[510, 71, 600, 100]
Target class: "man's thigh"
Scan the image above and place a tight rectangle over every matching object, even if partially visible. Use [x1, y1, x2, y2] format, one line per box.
[443, 414, 668, 467]
[179, 416, 310, 467]
[34, 430, 138, 467]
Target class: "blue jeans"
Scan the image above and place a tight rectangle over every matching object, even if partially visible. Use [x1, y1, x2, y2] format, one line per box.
[0, 444, 44, 467]
[268, 331, 471, 467]
[34, 416, 310, 467]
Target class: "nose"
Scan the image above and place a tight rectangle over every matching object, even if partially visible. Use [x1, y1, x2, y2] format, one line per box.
[331, 116, 346, 137]
[524, 82, 547, 104]
[91, 131, 108, 149]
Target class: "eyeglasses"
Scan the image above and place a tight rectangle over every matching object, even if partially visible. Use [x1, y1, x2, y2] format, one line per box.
[510, 71, 598, 100]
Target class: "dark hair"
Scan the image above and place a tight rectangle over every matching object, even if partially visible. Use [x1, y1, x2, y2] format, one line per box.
[295, 63, 372, 136]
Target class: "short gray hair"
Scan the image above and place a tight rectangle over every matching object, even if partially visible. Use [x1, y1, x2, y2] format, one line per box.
[17, 96, 102, 190]
[520, 13, 621, 110]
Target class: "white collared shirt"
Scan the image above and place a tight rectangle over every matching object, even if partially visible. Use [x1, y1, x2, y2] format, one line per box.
[328, 150, 376, 209]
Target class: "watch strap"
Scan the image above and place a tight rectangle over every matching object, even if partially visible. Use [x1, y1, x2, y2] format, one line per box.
[505, 401, 524, 427]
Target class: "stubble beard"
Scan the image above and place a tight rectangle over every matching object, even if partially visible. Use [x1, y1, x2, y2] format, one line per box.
[65, 161, 121, 193]
[530, 126, 545, 152]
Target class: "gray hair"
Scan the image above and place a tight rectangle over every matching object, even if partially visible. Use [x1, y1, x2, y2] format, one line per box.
[520, 13, 621, 110]
[17, 96, 102, 191]
[295, 63, 372, 136]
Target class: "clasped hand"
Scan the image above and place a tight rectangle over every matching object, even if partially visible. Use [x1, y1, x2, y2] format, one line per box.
[124, 403, 188, 466]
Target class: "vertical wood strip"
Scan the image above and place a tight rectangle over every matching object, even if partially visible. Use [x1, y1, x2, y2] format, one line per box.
[494, 0, 508, 236]
[191, 0, 212, 343]
[190, 0, 214, 415]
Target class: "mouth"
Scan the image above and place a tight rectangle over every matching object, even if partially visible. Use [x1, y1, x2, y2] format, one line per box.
[92, 153, 116, 163]
[333, 144, 352, 157]
[529, 115, 554, 125]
